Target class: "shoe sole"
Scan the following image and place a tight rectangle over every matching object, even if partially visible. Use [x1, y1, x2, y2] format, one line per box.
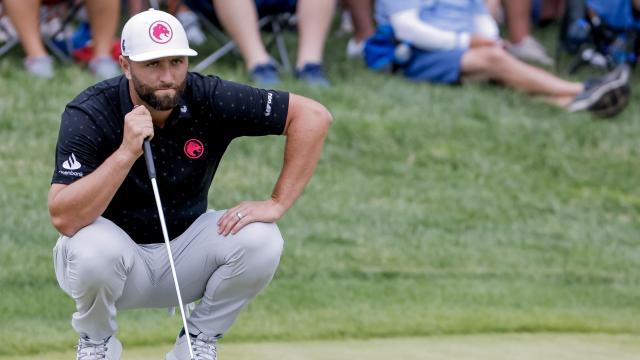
[589, 85, 631, 118]
[568, 66, 631, 112]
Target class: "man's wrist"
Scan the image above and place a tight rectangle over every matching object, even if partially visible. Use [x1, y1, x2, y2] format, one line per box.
[114, 146, 139, 166]
[269, 196, 288, 219]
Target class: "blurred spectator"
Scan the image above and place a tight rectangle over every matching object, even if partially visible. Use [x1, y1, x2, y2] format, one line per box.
[3, 0, 120, 79]
[192, 0, 337, 86]
[365, 0, 631, 117]
[341, 0, 375, 58]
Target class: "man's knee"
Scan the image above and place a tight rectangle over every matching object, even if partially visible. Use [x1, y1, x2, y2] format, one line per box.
[236, 221, 284, 259]
[225, 222, 284, 282]
[62, 218, 134, 286]
[469, 46, 510, 71]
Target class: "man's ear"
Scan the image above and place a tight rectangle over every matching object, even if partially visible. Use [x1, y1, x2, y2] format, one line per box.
[119, 55, 132, 80]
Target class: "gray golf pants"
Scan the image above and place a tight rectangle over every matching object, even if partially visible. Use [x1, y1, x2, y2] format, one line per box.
[53, 210, 284, 340]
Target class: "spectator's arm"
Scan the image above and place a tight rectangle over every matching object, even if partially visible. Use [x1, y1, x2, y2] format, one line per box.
[474, 13, 500, 40]
[390, 9, 471, 51]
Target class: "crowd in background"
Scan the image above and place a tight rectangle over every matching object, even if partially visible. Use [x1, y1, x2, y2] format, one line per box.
[0, 0, 637, 116]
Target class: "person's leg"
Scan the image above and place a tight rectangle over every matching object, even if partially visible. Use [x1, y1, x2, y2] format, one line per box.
[53, 217, 140, 341]
[295, 0, 337, 68]
[164, 211, 284, 337]
[55, 211, 283, 341]
[341, 0, 374, 58]
[341, 0, 374, 42]
[461, 46, 582, 103]
[502, 0, 531, 44]
[110, 210, 282, 335]
[164, 211, 284, 359]
[502, 0, 554, 65]
[85, 0, 121, 79]
[540, 0, 565, 21]
[84, 0, 119, 59]
[213, 0, 271, 70]
[3, 0, 47, 58]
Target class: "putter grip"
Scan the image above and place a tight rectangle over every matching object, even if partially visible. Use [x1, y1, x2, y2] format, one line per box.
[143, 139, 156, 179]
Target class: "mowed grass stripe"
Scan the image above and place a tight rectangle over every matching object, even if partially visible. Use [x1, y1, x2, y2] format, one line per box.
[1, 334, 639, 360]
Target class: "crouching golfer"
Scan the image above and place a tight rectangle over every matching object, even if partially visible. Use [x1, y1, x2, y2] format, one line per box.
[48, 9, 331, 360]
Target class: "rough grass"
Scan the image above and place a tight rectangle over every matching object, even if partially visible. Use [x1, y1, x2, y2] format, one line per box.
[0, 27, 639, 356]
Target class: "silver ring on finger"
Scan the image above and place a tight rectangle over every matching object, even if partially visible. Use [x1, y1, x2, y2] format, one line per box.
[236, 212, 244, 220]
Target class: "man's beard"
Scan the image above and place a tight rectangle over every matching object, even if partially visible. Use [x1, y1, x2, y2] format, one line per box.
[131, 73, 186, 111]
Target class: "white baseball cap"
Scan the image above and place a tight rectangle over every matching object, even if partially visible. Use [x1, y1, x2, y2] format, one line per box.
[121, 8, 197, 62]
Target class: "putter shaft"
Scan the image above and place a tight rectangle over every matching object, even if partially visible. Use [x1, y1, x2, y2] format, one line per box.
[144, 140, 196, 360]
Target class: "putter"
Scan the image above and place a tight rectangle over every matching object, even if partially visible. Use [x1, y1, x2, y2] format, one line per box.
[143, 139, 196, 360]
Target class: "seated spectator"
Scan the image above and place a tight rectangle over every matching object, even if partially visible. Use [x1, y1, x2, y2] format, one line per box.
[341, 0, 376, 58]
[4, 0, 121, 79]
[193, 0, 336, 86]
[365, 0, 630, 117]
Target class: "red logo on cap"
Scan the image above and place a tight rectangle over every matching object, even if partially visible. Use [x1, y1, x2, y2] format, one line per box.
[149, 20, 172, 44]
[184, 139, 204, 159]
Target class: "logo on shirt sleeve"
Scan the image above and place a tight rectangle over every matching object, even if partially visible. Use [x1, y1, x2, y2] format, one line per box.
[59, 153, 84, 177]
[264, 92, 273, 116]
[184, 139, 204, 159]
[62, 153, 81, 170]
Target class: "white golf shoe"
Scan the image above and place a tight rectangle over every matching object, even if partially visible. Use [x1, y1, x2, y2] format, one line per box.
[76, 335, 122, 360]
[166, 331, 218, 360]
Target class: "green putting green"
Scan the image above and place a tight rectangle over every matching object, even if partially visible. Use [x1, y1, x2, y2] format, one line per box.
[3, 334, 639, 360]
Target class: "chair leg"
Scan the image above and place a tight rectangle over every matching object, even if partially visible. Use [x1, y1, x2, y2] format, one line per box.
[272, 17, 292, 73]
[193, 40, 236, 73]
[0, 37, 19, 58]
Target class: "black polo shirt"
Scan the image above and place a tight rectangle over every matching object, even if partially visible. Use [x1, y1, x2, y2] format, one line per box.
[52, 73, 289, 244]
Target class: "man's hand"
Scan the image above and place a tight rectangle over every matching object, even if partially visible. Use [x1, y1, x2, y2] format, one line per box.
[470, 35, 499, 48]
[217, 199, 286, 236]
[120, 105, 154, 159]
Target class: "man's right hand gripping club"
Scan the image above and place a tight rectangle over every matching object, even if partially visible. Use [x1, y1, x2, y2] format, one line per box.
[121, 104, 155, 159]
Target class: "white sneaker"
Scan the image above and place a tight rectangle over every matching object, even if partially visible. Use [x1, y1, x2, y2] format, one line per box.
[166, 331, 218, 360]
[177, 10, 206, 46]
[508, 36, 555, 66]
[346, 38, 365, 58]
[76, 336, 122, 360]
[89, 56, 120, 80]
[24, 55, 54, 79]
